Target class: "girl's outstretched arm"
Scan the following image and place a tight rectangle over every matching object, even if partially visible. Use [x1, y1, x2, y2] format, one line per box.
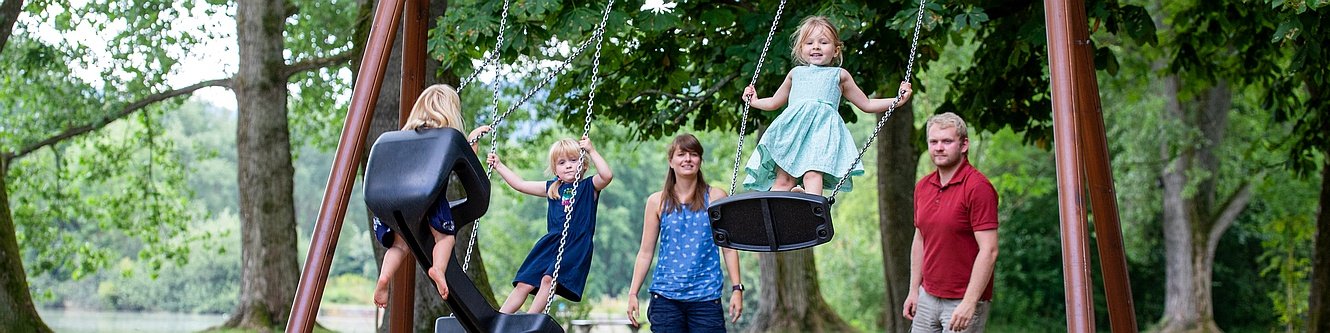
[487, 153, 548, 197]
[840, 68, 913, 113]
[580, 136, 614, 191]
[742, 71, 794, 111]
[467, 125, 493, 152]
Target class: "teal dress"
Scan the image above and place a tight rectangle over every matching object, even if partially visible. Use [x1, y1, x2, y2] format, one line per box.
[744, 65, 864, 192]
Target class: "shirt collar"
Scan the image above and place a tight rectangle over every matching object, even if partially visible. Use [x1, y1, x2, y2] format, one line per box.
[929, 158, 974, 188]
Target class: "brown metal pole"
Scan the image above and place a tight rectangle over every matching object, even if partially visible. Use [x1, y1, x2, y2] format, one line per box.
[1045, 0, 1096, 331]
[1067, 0, 1138, 329]
[286, 0, 405, 331]
[385, 0, 428, 331]
[402, 0, 426, 113]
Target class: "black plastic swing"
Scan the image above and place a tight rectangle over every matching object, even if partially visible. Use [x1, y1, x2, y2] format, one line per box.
[707, 191, 835, 252]
[364, 127, 563, 333]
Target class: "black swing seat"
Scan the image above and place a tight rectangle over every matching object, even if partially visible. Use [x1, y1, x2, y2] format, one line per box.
[364, 127, 562, 333]
[707, 191, 835, 252]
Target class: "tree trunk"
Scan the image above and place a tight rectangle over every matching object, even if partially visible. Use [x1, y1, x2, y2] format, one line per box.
[877, 105, 916, 333]
[1157, 77, 1250, 333]
[1310, 144, 1330, 333]
[746, 249, 855, 333]
[223, 0, 301, 330]
[0, 160, 53, 332]
[0, 0, 23, 54]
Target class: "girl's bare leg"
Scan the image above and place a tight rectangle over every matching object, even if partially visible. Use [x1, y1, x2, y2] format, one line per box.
[501, 283, 536, 313]
[527, 275, 557, 314]
[374, 235, 410, 308]
[772, 167, 796, 191]
[427, 230, 455, 300]
[801, 171, 825, 196]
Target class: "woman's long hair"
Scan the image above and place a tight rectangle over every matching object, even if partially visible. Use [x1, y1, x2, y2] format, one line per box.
[661, 134, 708, 213]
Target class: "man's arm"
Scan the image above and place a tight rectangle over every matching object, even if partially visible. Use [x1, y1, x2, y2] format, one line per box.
[903, 229, 924, 320]
[948, 229, 998, 331]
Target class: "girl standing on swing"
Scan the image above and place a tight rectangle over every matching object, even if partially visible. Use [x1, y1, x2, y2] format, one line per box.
[488, 136, 614, 313]
[742, 15, 914, 195]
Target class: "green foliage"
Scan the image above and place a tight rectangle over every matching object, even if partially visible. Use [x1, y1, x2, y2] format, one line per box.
[286, 0, 360, 152]
[0, 38, 102, 153]
[35, 209, 240, 314]
[323, 274, 375, 305]
[3, 0, 235, 287]
[1261, 2, 1329, 175]
[1252, 164, 1319, 329]
[433, 0, 944, 141]
[938, 0, 1151, 143]
[9, 104, 206, 281]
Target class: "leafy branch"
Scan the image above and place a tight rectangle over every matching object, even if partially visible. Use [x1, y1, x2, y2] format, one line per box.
[2, 51, 355, 164]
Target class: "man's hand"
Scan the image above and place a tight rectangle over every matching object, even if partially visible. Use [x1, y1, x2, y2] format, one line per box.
[948, 300, 978, 331]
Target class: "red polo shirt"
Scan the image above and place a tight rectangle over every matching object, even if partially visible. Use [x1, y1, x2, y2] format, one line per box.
[914, 159, 998, 300]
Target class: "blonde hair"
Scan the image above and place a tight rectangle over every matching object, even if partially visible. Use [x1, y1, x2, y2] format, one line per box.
[402, 84, 465, 131]
[790, 16, 844, 66]
[925, 112, 969, 141]
[545, 138, 584, 200]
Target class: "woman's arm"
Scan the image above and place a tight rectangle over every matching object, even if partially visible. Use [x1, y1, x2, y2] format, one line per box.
[840, 69, 913, 113]
[712, 187, 744, 323]
[743, 71, 794, 111]
[581, 137, 614, 191]
[627, 192, 664, 327]
[486, 153, 548, 196]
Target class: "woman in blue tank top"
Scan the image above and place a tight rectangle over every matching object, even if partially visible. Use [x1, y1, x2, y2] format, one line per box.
[627, 134, 745, 332]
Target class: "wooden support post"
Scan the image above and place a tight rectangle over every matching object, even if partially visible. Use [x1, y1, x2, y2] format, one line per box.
[286, 0, 405, 331]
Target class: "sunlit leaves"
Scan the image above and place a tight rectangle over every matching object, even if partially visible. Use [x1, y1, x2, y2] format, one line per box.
[8, 106, 205, 280]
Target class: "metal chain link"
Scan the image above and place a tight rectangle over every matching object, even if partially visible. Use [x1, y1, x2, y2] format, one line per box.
[544, 0, 614, 314]
[458, 0, 511, 91]
[461, 0, 511, 272]
[460, 14, 609, 271]
[467, 34, 600, 148]
[728, 0, 788, 195]
[827, 0, 929, 202]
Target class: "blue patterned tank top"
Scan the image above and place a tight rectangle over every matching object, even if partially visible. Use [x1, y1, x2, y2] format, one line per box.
[648, 190, 723, 301]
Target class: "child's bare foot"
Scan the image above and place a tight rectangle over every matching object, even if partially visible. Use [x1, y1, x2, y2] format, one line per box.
[791, 186, 805, 193]
[373, 282, 390, 308]
[428, 266, 450, 300]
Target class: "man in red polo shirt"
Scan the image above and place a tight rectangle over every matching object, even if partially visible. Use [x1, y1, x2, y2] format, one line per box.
[902, 112, 999, 333]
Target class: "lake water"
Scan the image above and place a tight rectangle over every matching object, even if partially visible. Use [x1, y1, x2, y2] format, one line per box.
[39, 306, 377, 333]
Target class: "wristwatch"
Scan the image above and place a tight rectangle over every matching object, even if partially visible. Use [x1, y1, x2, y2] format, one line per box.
[732, 284, 745, 292]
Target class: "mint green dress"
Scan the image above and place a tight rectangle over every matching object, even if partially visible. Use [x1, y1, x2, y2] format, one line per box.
[743, 65, 864, 192]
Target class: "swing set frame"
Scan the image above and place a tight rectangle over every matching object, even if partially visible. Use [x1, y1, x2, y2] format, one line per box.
[287, 0, 1138, 331]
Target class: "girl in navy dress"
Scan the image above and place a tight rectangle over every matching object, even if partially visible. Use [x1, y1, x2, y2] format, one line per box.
[488, 136, 614, 313]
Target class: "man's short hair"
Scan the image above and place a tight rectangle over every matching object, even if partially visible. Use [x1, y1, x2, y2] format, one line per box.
[925, 112, 969, 140]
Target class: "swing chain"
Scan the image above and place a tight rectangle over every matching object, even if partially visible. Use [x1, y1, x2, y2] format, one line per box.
[728, 0, 788, 195]
[459, 0, 512, 91]
[461, 0, 512, 272]
[467, 34, 600, 147]
[545, 0, 613, 314]
[463, 0, 606, 270]
[827, 0, 928, 202]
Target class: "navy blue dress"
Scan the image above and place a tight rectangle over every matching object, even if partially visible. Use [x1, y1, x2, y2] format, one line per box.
[512, 176, 599, 302]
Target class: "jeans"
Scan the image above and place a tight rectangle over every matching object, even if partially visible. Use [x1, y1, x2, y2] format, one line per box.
[911, 287, 991, 333]
[647, 293, 725, 333]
